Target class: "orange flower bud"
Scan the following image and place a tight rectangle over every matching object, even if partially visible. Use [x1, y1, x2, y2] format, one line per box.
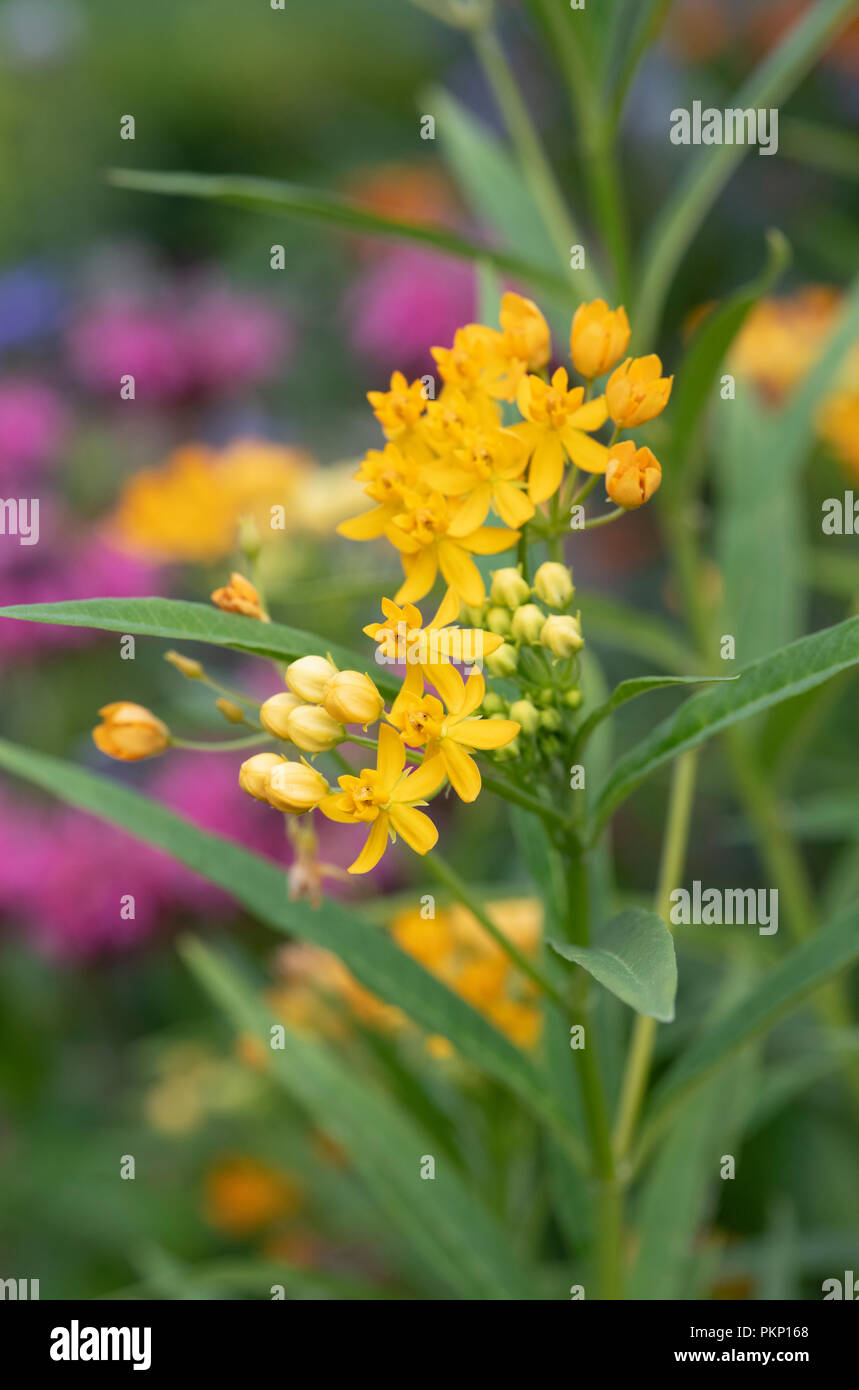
[499, 292, 551, 370]
[604, 441, 662, 509]
[606, 355, 673, 428]
[239, 752, 286, 801]
[92, 702, 169, 761]
[216, 698, 246, 725]
[210, 572, 269, 621]
[570, 299, 630, 379]
[323, 670, 384, 727]
[164, 650, 204, 680]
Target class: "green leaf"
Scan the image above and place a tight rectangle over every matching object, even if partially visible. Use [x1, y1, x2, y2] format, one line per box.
[633, 0, 858, 343]
[0, 596, 401, 698]
[781, 117, 859, 183]
[592, 615, 859, 833]
[574, 672, 738, 750]
[106, 167, 570, 303]
[0, 738, 573, 1148]
[643, 896, 859, 1143]
[549, 908, 678, 1021]
[182, 937, 536, 1300]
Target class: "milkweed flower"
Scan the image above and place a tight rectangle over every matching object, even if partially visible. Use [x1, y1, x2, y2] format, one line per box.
[284, 704, 345, 753]
[319, 725, 441, 874]
[363, 593, 502, 700]
[285, 656, 339, 704]
[540, 614, 584, 659]
[606, 355, 673, 428]
[514, 369, 609, 502]
[388, 666, 520, 803]
[259, 692, 303, 740]
[93, 702, 170, 761]
[239, 752, 287, 801]
[385, 490, 519, 607]
[322, 670, 385, 727]
[570, 299, 630, 379]
[266, 760, 331, 814]
[605, 441, 663, 508]
[211, 571, 269, 621]
[430, 426, 535, 533]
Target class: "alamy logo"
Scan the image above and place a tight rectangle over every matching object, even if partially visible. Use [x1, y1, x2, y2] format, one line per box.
[0, 497, 39, 546]
[373, 621, 484, 674]
[670, 101, 778, 156]
[669, 882, 778, 935]
[0, 1277, 39, 1299]
[50, 1321, 151, 1371]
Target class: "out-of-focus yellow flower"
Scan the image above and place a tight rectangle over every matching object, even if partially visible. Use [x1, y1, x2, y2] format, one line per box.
[606, 355, 673, 428]
[285, 655, 339, 703]
[336, 443, 420, 541]
[454, 955, 509, 1009]
[730, 287, 842, 401]
[266, 760, 330, 813]
[570, 298, 631, 379]
[210, 571, 269, 621]
[239, 751, 286, 801]
[532, 560, 574, 608]
[388, 666, 519, 803]
[817, 389, 859, 479]
[540, 613, 584, 658]
[431, 323, 511, 403]
[605, 440, 663, 508]
[319, 725, 441, 873]
[323, 670, 385, 727]
[515, 369, 609, 502]
[487, 999, 542, 1049]
[367, 370, 429, 442]
[391, 907, 455, 968]
[498, 292, 551, 372]
[423, 427, 534, 533]
[284, 704, 344, 753]
[92, 702, 169, 761]
[205, 1157, 302, 1235]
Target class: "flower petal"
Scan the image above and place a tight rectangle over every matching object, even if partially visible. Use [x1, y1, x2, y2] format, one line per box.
[492, 479, 535, 529]
[461, 525, 521, 555]
[395, 546, 438, 603]
[337, 504, 395, 540]
[562, 429, 609, 475]
[441, 740, 482, 802]
[568, 396, 608, 431]
[450, 716, 520, 749]
[348, 814, 391, 874]
[388, 803, 439, 856]
[528, 433, 565, 503]
[377, 722, 406, 788]
[437, 541, 485, 606]
[447, 483, 493, 538]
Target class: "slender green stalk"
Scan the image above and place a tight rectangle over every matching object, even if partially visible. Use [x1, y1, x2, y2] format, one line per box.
[612, 748, 698, 1160]
[583, 506, 624, 531]
[170, 732, 271, 753]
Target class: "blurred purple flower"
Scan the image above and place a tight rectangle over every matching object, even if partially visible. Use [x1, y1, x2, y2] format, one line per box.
[66, 298, 187, 402]
[345, 246, 476, 375]
[0, 265, 65, 352]
[0, 379, 69, 483]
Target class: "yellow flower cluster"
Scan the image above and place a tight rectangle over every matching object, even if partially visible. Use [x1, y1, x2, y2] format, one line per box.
[269, 897, 544, 1052]
[338, 294, 672, 604]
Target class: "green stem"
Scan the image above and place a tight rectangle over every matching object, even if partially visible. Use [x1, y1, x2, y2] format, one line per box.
[583, 506, 624, 531]
[612, 749, 698, 1162]
[170, 732, 271, 753]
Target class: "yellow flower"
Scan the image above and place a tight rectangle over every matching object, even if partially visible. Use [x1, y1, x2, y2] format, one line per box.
[363, 593, 502, 700]
[239, 752, 286, 801]
[205, 1157, 302, 1235]
[514, 368, 609, 502]
[367, 370, 428, 440]
[285, 655, 339, 703]
[817, 389, 859, 479]
[391, 907, 455, 968]
[419, 387, 500, 453]
[284, 704, 344, 753]
[431, 323, 510, 402]
[92, 702, 169, 761]
[388, 665, 520, 803]
[210, 571, 269, 621]
[606, 355, 673, 428]
[424, 426, 535, 533]
[730, 287, 842, 401]
[336, 442, 419, 541]
[498, 292, 551, 372]
[570, 299, 630, 379]
[318, 724, 441, 873]
[322, 670, 385, 727]
[605, 440, 662, 508]
[540, 613, 584, 658]
[266, 759, 330, 813]
[385, 490, 520, 607]
[259, 691, 303, 740]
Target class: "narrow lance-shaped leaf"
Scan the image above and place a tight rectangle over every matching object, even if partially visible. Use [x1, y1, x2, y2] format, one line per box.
[549, 908, 678, 1022]
[592, 615, 859, 834]
[573, 673, 738, 752]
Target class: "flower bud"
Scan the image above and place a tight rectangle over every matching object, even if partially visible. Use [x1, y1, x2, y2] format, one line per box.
[499, 292, 551, 370]
[323, 670, 384, 727]
[605, 441, 662, 509]
[540, 614, 584, 658]
[266, 760, 330, 814]
[260, 691, 303, 740]
[164, 650, 204, 680]
[509, 699, 540, 735]
[485, 642, 518, 678]
[216, 698, 246, 725]
[285, 655, 339, 703]
[490, 566, 530, 609]
[92, 703, 169, 761]
[481, 691, 507, 716]
[486, 605, 512, 636]
[210, 571, 269, 621]
[239, 752, 286, 801]
[539, 706, 563, 731]
[511, 603, 545, 644]
[562, 688, 583, 709]
[606, 355, 673, 428]
[285, 704, 345, 753]
[532, 561, 574, 609]
[570, 299, 630, 379]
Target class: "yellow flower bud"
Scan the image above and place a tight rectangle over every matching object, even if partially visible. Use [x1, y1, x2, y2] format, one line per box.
[490, 566, 530, 608]
[239, 752, 286, 801]
[540, 614, 584, 658]
[323, 670, 384, 727]
[216, 698, 246, 725]
[210, 572, 269, 621]
[570, 299, 631, 379]
[511, 603, 545, 644]
[485, 642, 518, 678]
[486, 605, 512, 636]
[605, 441, 662, 509]
[285, 655, 339, 703]
[532, 561, 574, 609]
[285, 704, 345, 753]
[260, 691, 303, 740]
[509, 699, 540, 735]
[499, 292, 551, 370]
[606, 355, 673, 428]
[266, 760, 330, 814]
[92, 702, 169, 761]
[164, 650, 204, 680]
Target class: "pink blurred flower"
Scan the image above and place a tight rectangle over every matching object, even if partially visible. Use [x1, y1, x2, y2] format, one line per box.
[0, 379, 69, 482]
[66, 299, 187, 401]
[345, 246, 476, 375]
[182, 291, 291, 393]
